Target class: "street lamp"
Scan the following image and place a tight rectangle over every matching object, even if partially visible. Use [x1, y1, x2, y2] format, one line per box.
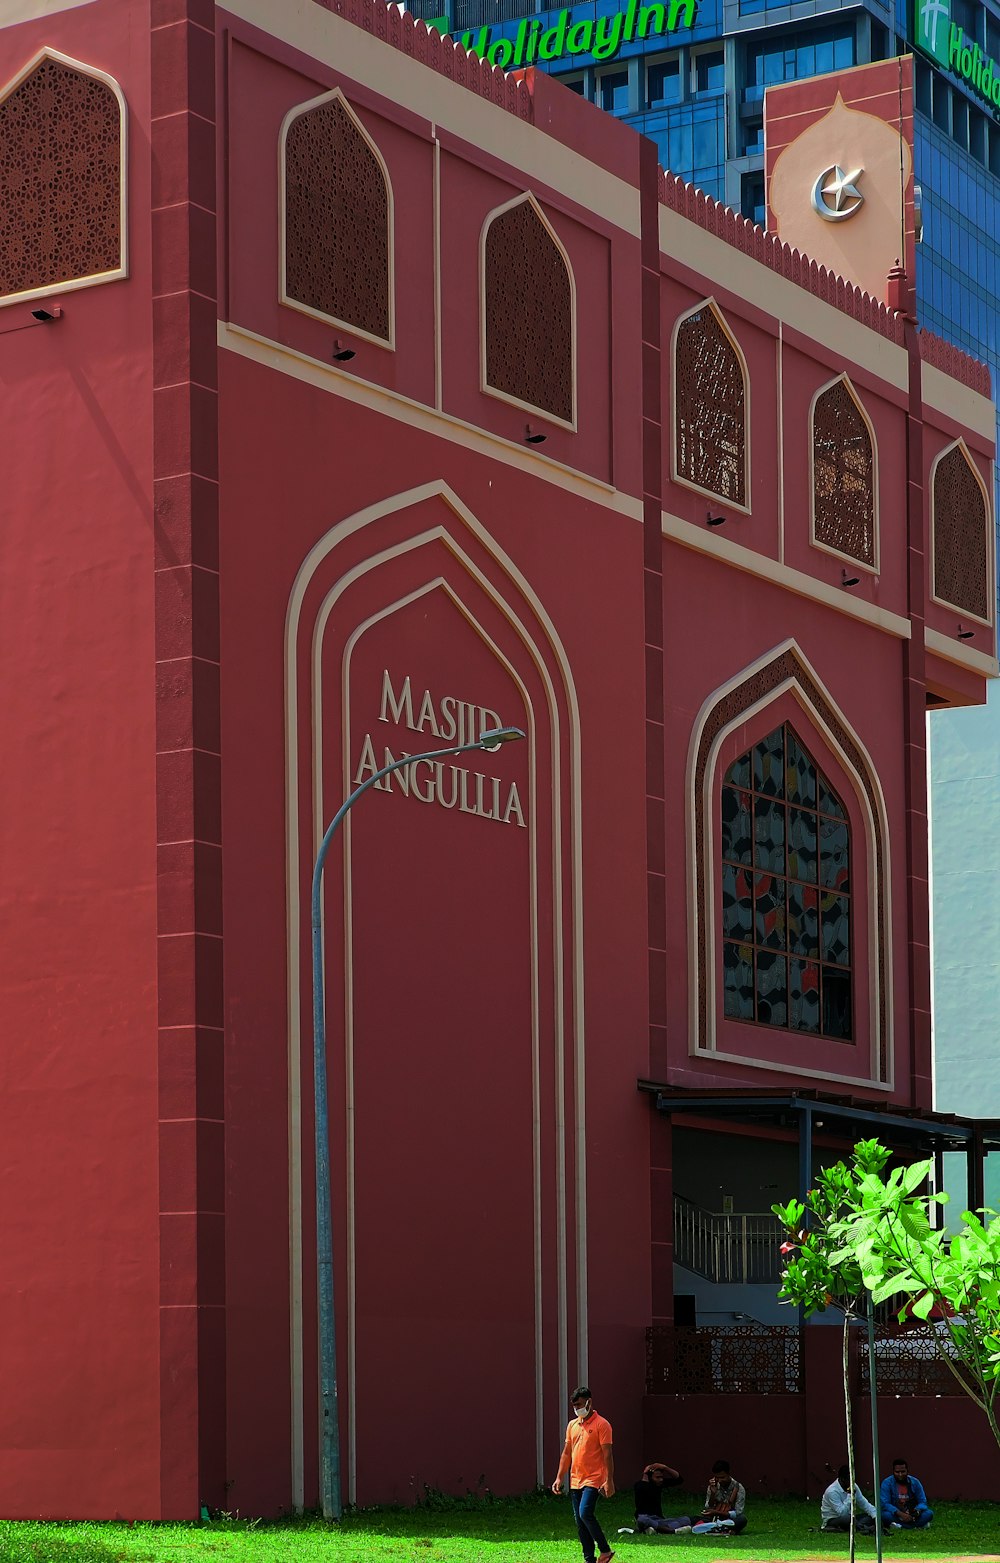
[311, 724, 526, 1520]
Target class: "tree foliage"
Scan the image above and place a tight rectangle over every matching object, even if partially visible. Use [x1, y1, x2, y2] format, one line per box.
[773, 1138, 1000, 1449]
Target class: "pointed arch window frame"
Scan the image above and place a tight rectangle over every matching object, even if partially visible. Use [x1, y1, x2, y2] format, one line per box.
[669, 296, 752, 517]
[685, 641, 893, 1092]
[808, 371, 880, 576]
[929, 436, 994, 628]
[278, 86, 396, 351]
[0, 47, 128, 310]
[479, 191, 578, 434]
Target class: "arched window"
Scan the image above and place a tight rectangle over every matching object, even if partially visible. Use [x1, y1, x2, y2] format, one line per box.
[812, 378, 876, 567]
[0, 51, 125, 304]
[482, 196, 574, 426]
[281, 91, 392, 345]
[933, 443, 990, 621]
[674, 303, 747, 506]
[721, 723, 851, 1039]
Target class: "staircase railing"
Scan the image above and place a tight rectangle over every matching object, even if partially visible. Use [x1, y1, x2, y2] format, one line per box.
[673, 1193, 784, 1284]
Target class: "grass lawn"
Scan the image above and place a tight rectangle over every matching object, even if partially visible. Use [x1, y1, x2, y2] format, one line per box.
[0, 1495, 997, 1563]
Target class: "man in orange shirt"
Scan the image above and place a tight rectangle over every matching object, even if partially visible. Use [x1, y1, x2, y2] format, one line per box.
[551, 1385, 615, 1563]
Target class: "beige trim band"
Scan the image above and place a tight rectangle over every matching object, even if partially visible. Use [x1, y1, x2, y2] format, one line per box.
[924, 626, 999, 678]
[219, 321, 641, 517]
[221, 0, 641, 238]
[922, 362, 995, 443]
[661, 508, 912, 639]
[658, 206, 909, 394]
[2, 0, 95, 21]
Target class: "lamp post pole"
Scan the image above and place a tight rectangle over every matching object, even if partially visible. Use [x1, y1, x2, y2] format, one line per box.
[866, 1290, 884, 1563]
[312, 724, 526, 1520]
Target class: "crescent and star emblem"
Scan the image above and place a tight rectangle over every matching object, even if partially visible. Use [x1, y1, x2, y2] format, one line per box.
[810, 165, 865, 222]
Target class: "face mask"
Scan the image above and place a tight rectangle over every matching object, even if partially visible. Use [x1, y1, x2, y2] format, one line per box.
[573, 1403, 592, 1420]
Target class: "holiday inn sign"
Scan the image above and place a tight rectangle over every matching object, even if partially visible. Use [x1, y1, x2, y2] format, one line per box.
[425, 0, 696, 67]
[915, 0, 1000, 113]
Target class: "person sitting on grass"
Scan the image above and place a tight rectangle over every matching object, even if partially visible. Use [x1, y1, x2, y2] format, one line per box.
[690, 1461, 747, 1535]
[821, 1466, 877, 1534]
[880, 1458, 933, 1530]
[633, 1461, 684, 1534]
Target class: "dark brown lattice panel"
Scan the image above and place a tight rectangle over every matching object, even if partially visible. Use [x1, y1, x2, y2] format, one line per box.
[646, 1325, 802, 1394]
[813, 381, 875, 566]
[484, 200, 573, 423]
[933, 446, 989, 619]
[859, 1328, 971, 1397]
[0, 56, 121, 298]
[284, 96, 390, 342]
[674, 308, 746, 505]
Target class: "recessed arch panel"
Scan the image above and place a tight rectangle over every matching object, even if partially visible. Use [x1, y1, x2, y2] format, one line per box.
[480, 192, 577, 429]
[284, 482, 586, 1508]
[279, 87, 394, 348]
[686, 641, 892, 1088]
[0, 48, 127, 307]
[670, 297, 750, 512]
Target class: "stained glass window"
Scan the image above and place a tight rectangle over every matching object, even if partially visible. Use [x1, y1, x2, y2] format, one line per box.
[721, 723, 852, 1039]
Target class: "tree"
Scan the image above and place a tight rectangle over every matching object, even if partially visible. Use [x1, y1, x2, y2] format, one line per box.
[814, 1143, 1000, 1450]
[776, 1139, 1000, 1518]
[773, 1139, 894, 1563]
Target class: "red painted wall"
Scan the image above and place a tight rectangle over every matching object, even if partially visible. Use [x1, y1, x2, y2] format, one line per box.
[0, 0, 160, 1521]
[644, 1330, 1000, 1501]
[0, 0, 994, 1523]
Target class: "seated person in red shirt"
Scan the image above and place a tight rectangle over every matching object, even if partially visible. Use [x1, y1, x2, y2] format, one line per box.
[633, 1462, 686, 1534]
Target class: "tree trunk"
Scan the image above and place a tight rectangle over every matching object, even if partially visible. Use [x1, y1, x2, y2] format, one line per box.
[844, 1313, 856, 1563]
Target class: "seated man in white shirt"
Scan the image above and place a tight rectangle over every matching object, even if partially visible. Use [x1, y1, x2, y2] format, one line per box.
[821, 1466, 878, 1535]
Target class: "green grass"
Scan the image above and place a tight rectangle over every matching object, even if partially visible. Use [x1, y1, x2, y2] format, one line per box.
[0, 1495, 996, 1563]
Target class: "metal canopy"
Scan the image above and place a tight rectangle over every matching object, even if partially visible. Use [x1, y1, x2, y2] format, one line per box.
[637, 1080, 1000, 1150]
[639, 1082, 999, 1299]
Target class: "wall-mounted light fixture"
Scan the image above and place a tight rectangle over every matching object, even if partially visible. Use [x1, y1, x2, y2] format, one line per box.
[331, 339, 356, 362]
[706, 510, 725, 527]
[0, 304, 64, 338]
[841, 569, 861, 588]
[525, 424, 547, 445]
[958, 624, 975, 640]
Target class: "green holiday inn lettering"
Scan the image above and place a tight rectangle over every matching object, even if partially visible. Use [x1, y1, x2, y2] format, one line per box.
[426, 0, 697, 68]
[914, 0, 1000, 113]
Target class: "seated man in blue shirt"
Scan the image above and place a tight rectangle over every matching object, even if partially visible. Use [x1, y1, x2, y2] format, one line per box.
[880, 1458, 933, 1530]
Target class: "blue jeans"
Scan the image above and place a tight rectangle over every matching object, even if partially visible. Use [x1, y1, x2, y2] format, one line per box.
[571, 1485, 610, 1562]
[883, 1504, 933, 1528]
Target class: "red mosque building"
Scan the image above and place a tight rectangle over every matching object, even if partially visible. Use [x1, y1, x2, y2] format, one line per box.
[0, 0, 996, 1522]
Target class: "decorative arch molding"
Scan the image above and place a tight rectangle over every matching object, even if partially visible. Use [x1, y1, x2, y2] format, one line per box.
[278, 85, 395, 348]
[686, 640, 892, 1088]
[479, 191, 577, 430]
[929, 436, 993, 627]
[284, 480, 585, 1508]
[809, 371, 879, 573]
[0, 47, 128, 307]
[669, 295, 751, 514]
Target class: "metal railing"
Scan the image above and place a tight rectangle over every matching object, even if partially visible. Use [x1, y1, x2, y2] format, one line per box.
[673, 1193, 784, 1284]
